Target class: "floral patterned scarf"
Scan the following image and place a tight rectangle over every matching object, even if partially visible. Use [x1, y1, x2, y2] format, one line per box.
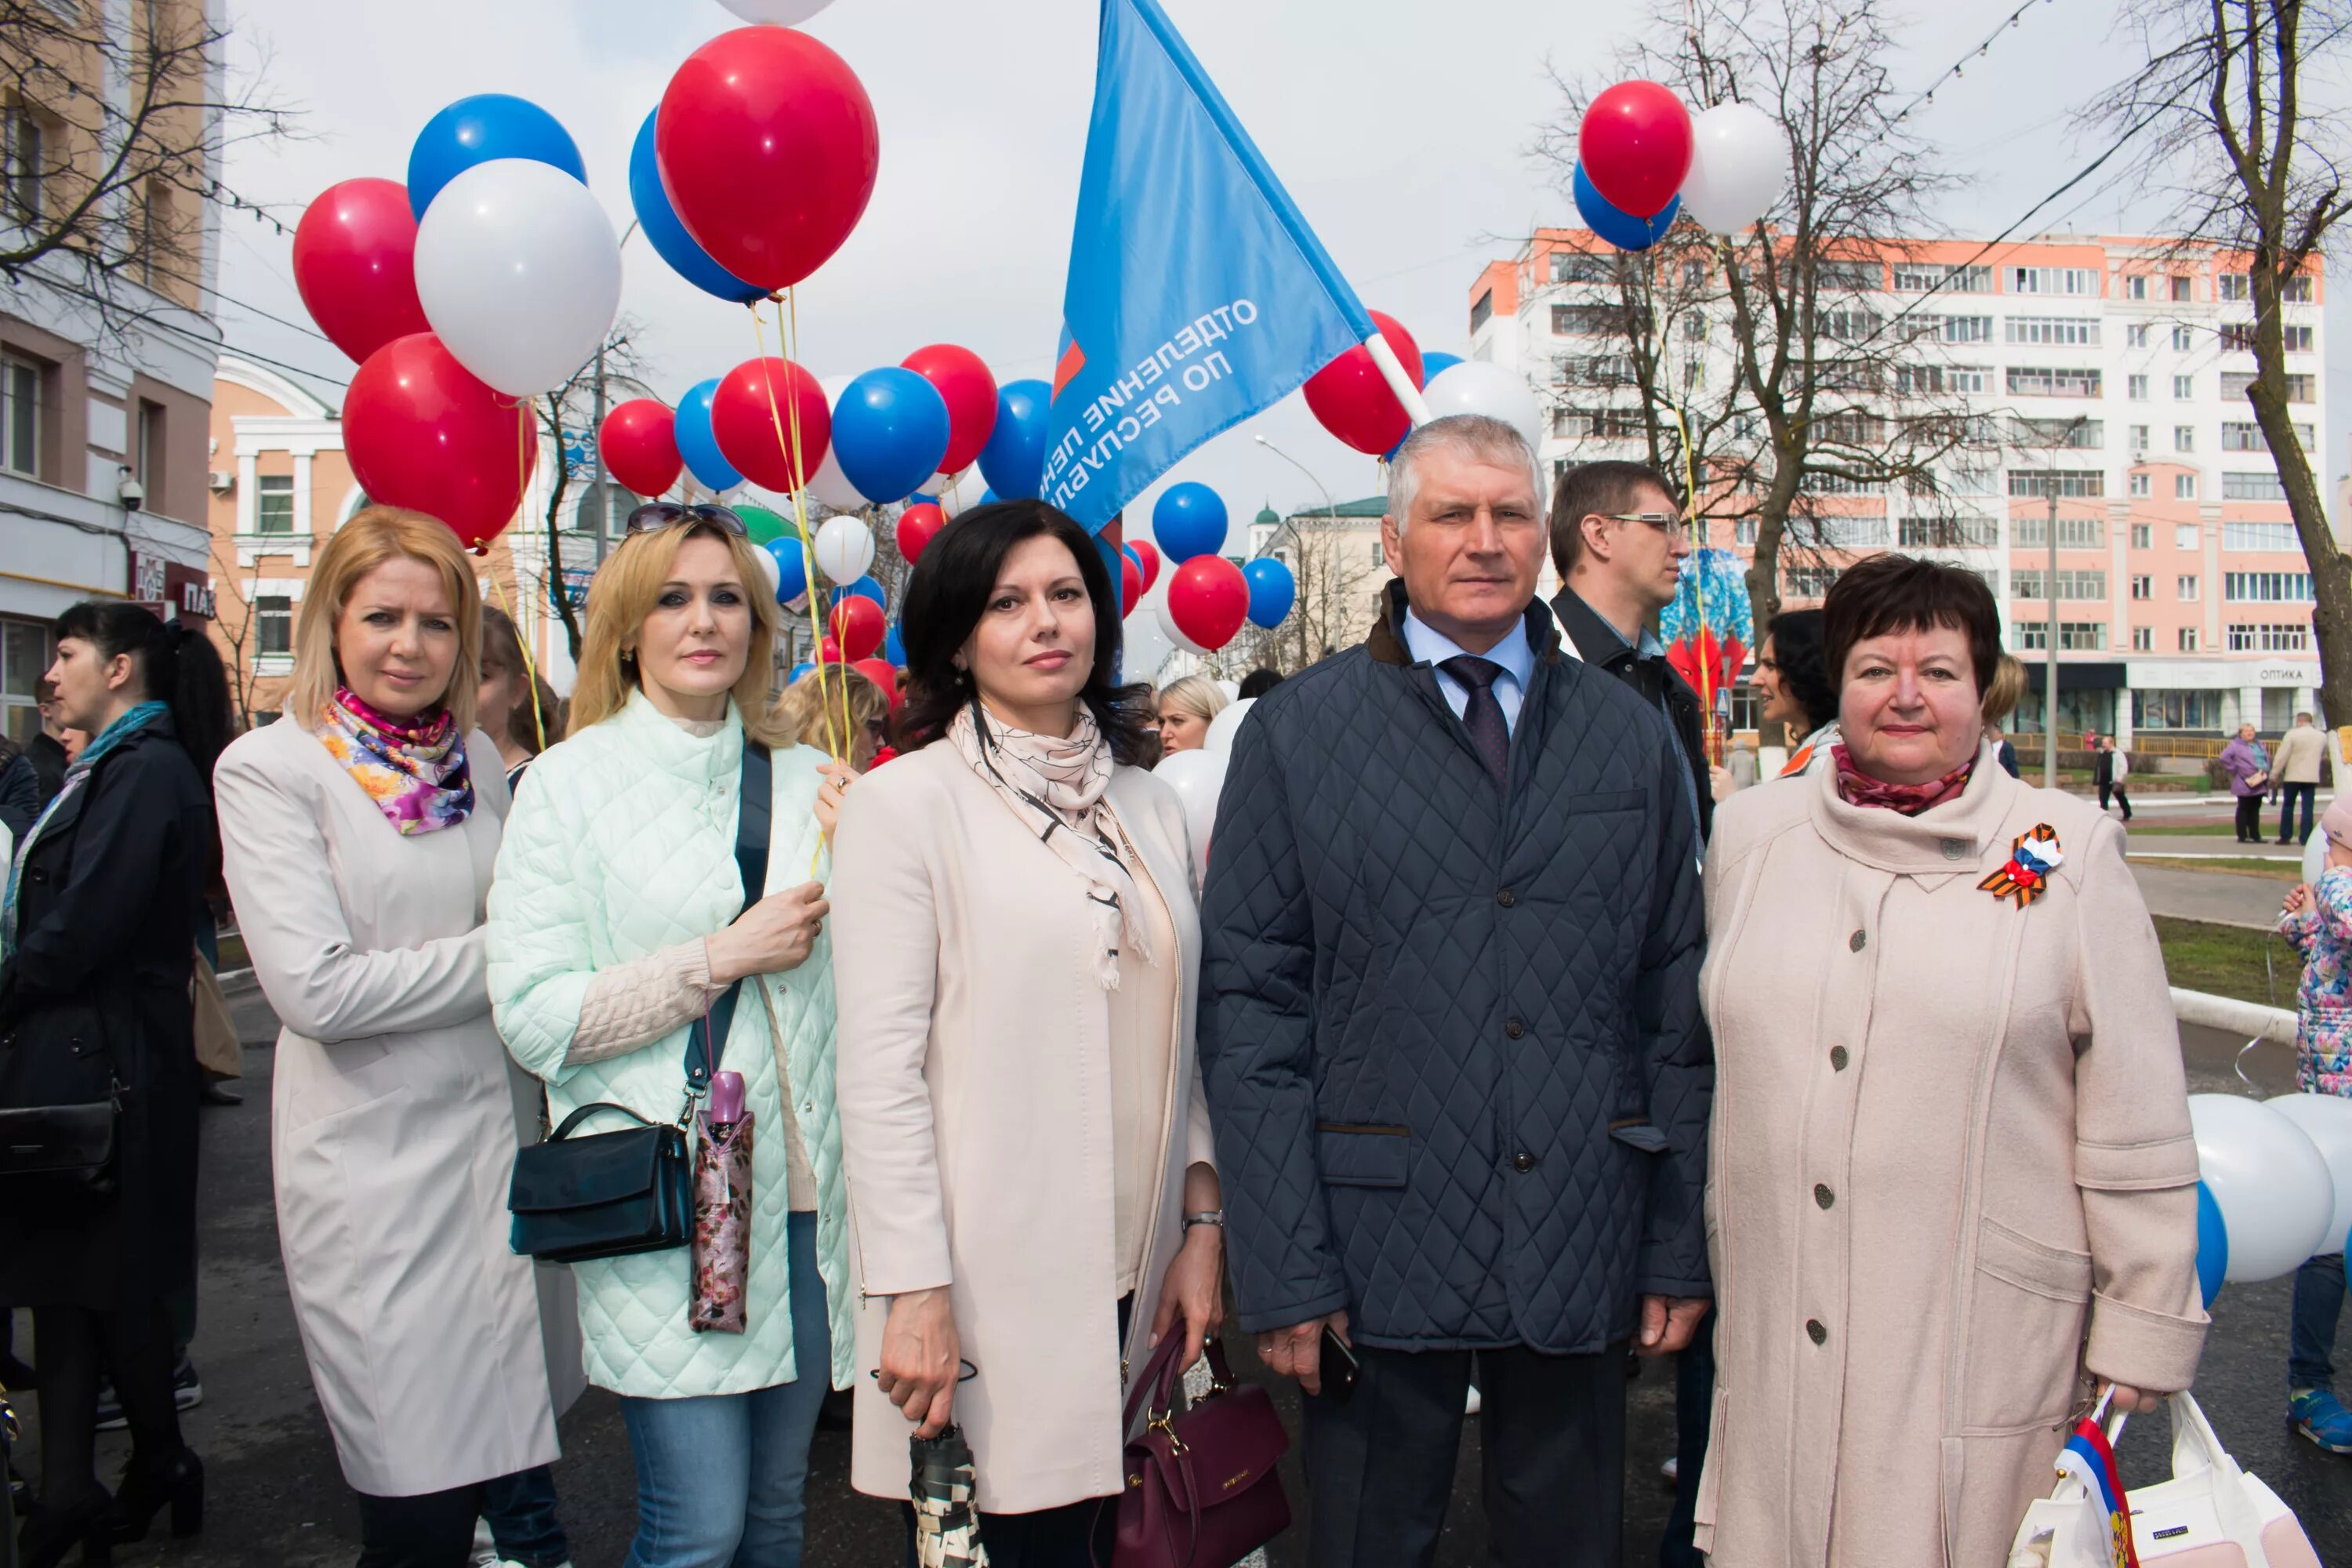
[317, 686, 474, 835]
[1832, 742, 1973, 817]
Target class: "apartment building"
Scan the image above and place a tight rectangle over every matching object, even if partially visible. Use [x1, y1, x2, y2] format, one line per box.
[1466, 231, 2330, 743]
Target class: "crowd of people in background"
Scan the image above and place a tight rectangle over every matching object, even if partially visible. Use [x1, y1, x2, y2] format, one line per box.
[27, 408, 2352, 1568]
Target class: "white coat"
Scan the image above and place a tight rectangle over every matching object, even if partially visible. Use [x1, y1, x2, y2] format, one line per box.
[215, 716, 560, 1497]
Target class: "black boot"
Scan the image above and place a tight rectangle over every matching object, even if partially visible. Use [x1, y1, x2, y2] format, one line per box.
[107, 1447, 201, 1544]
[18, 1492, 113, 1568]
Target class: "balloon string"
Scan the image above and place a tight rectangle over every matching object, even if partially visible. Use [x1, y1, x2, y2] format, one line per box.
[506, 398, 547, 752]
[748, 299, 844, 767]
[1661, 400, 1712, 758]
[783, 288, 855, 776]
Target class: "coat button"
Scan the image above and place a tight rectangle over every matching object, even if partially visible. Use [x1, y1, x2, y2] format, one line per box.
[1512, 1152, 1535, 1173]
[1941, 838, 1968, 861]
[1848, 929, 1867, 953]
[1497, 887, 1516, 907]
[1814, 1183, 1835, 1210]
[1830, 1046, 1849, 1071]
[1806, 1319, 1828, 1345]
[1505, 1018, 1526, 1040]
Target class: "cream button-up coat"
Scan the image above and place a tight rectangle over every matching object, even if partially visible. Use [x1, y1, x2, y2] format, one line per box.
[1694, 744, 2207, 1567]
[829, 742, 1214, 1515]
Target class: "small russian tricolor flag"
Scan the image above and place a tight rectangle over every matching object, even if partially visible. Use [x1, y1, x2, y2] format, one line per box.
[2055, 1416, 2140, 1568]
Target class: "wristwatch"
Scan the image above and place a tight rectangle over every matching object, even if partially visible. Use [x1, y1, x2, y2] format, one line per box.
[1182, 1210, 1225, 1230]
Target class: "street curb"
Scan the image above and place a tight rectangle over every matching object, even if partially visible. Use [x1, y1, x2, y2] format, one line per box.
[2172, 985, 2297, 1046]
[217, 966, 260, 999]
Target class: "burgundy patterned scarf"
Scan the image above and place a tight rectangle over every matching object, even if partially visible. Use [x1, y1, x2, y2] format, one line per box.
[1832, 743, 1973, 816]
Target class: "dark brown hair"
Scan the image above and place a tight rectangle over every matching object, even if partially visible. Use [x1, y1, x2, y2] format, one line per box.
[1820, 554, 2002, 697]
[1547, 459, 1678, 576]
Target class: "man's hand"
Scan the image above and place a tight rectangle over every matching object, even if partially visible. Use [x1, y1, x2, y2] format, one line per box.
[1635, 1294, 1708, 1356]
[1256, 1310, 1348, 1396]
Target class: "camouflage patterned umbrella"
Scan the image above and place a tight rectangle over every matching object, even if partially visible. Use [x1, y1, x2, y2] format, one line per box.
[910, 1425, 989, 1567]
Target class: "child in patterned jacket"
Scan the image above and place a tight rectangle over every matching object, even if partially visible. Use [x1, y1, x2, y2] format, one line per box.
[2281, 793, 2352, 1450]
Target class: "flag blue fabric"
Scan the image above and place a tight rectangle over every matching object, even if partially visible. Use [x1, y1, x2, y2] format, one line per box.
[1044, 0, 1377, 533]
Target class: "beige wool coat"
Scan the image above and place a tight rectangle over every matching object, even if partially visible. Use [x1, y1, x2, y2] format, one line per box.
[829, 742, 1215, 1515]
[1695, 743, 2208, 1567]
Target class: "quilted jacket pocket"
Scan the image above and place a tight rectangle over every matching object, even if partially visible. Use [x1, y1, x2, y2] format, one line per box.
[1316, 1123, 1410, 1188]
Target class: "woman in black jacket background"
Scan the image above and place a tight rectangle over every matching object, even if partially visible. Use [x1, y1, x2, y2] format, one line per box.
[0, 601, 229, 1568]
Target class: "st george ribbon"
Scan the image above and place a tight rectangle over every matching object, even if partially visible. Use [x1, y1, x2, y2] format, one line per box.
[1044, 0, 1393, 533]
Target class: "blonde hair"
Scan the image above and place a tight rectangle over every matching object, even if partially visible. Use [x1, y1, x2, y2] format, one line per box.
[570, 522, 790, 746]
[290, 507, 482, 732]
[771, 665, 892, 768]
[1981, 652, 2026, 728]
[1157, 673, 1230, 726]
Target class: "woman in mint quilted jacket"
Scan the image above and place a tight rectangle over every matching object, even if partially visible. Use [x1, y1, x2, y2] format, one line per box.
[488, 506, 855, 1568]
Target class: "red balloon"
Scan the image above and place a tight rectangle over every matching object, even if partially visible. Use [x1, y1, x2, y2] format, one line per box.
[712, 357, 831, 493]
[851, 656, 902, 712]
[1303, 310, 1425, 456]
[1120, 553, 1142, 617]
[1130, 539, 1161, 594]
[655, 27, 880, 292]
[900, 344, 998, 475]
[292, 178, 430, 365]
[1580, 82, 1694, 220]
[599, 398, 682, 499]
[344, 332, 533, 550]
[829, 595, 885, 662]
[818, 636, 844, 664]
[895, 502, 946, 563]
[1165, 555, 1249, 652]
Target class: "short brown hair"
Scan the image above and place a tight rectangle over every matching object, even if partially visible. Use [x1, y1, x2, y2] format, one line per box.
[1820, 555, 2001, 698]
[1548, 459, 1677, 576]
[290, 507, 482, 733]
[1980, 653, 2026, 728]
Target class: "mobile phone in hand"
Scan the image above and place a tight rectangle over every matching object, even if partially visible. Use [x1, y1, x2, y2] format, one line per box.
[1319, 1323, 1360, 1404]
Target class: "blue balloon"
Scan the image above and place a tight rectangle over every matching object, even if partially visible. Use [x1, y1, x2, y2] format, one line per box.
[2197, 1180, 2229, 1308]
[789, 661, 816, 685]
[765, 539, 808, 604]
[833, 368, 951, 506]
[884, 622, 906, 666]
[978, 488, 1001, 507]
[1152, 482, 1229, 562]
[675, 379, 742, 492]
[1421, 351, 1464, 386]
[829, 575, 885, 609]
[1243, 558, 1297, 628]
[1573, 162, 1679, 253]
[978, 379, 1052, 499]
[408, 94, 586, 220]
[627, 110, 761, 305]
[1121, 543, 1144, 574]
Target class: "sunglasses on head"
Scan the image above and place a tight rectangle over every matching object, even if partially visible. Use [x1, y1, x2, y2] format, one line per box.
[625, 503, 747, 538]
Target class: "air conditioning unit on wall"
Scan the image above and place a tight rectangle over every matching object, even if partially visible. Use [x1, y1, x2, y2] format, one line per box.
[208, 470, 235, 493]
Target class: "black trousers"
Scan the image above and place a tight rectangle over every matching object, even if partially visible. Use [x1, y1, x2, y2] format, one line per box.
[2238, 794, 2266, 840]
[2097, 781, 2132, 819]
[1301, 1340, 1626, 1568]
[1658, 1312, 1715, 1568]
[353, 1483, 485, 1568]
[30, 1299, 183, 1510]
[2282, 782, 2317, 843]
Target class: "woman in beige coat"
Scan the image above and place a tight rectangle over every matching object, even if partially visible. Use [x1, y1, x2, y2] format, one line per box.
[1695, 555, 2207, 1567]
[830, 502, 1222, 1566]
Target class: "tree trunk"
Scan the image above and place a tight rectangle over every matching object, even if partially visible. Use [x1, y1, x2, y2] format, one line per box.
[2246, 263, 2351, 726]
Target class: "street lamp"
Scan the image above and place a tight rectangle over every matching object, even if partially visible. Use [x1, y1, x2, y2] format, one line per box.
[1251, 434, 1339, 557]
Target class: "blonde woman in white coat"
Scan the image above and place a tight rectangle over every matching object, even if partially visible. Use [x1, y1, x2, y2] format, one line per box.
[830, 502, 1224, 1568]
[215, 509, 558, 1568]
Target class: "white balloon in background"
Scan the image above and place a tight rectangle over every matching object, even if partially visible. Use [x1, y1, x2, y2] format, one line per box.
[1421, 361, 1543, 455]
[1122, 607, 1175, 686]
[1152, 746, 1229, 885]
[808, 374, 867, 511]
[2266, 1093, 2352, 1246]
[2190, 1092, 2336, 1281]
[1205, 696, 1255, 755]
[414, 158, 621, 398]
[753, 546, 782, 597]
[714, 0, 836, 22]
[937, 475, 985, 518]
[1679, 100, 1789, 237]
[1157, 593, 1209, 657]
[812, 514, 876, 585]
[2303, 833, 2328, 888]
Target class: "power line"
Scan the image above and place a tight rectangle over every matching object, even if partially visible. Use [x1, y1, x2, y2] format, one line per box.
[15, 265, 351, 396]
[1890, 0, 2065, 127]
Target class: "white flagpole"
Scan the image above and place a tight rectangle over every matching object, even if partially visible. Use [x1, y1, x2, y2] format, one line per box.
[1363, 332, 1433, 427]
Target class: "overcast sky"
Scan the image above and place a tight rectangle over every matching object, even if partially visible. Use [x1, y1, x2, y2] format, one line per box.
[212, 0, 2351, 531]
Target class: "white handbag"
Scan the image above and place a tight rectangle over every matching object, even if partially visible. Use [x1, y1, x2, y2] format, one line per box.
[2008, 1389, 2319, 1567]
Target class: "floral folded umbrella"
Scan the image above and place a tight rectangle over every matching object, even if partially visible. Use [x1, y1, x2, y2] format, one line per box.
[910, 1425, 989, 1567]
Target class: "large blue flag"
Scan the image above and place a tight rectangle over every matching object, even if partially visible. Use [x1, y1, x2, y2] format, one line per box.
[1044, 0, 1379, 532]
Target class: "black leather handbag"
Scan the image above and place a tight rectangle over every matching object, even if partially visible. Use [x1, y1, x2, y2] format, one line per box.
[506, 742, 771, 1264]
[0, 1082, 122, 1201]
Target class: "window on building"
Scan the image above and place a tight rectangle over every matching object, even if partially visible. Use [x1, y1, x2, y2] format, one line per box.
[2223, 473, 2290, 503]
[1796, 470, 1886, 495]
[2129, 574, 2152, 600]
[0, 352, 40, 478]
[1897, 516, 1998, 548]
[2220, 273, 2249, 301]
[132, 178, 169, 289]
[2129, 424, 2151, 452]
[2172, 325, 2195, 351]
[1734, 518, 1759, 545]
[1681, 261, 1705, 291]
[1947, 464, 1998, 496]
[2170, 275, 2194, 302]
[1555, 353, 1637, 387]
[136, 400, 163, 502]
[1891, 262, 1989, 292]
[1897, 364, 1988, 395]
[1784, 566, 1842, 598]
[2005, 316, 2101, 346]
[2009, 266, 2101, 296]
[1681, 310, 1706, 342]
[1552, 406, 1648, 439]
[1552, 303, 1633, 336]
[1815, 260, 1880, 290]
[2173, 375, 2195, 399]
[2179, 574, 2201, 601]
[2, 105, 43, 226]
[2176, 474, 2198, 500]
[1, 618, 53, 745]
[1682, 358, 1703, 391]
[2176, 522, 2201, 550]
[2221, 420, 2314, 452]
[2227, 623, 2310, 652]
[2223, 520, 2297, 550]
[2223, 371, 2315, 402]
[2225, 571, 2314, 602]
[2172, 424, 2194, 452]
[2011, 569, 2107, 601]
[2283, 274, 2314, 302]
[2180, 627, 2200, 652]
[2008, 366, 2103, 397]
[2134, 690, 2224, 729]
[256, 595, 292, 656]
[2013, 514, 2106, 547]
[255, 474, 294, 534]
[2009, 416, 2103, 449]
[2219, 323, 2256, 352]
[2129, 472, 2151, 497]
[2132, 524, 2151, 548]
[2284, 325, 2314, 351]
[1939, 314, 1994, 343]
[2126, 323, 2151, 348]
[2129, 374, 2149, 400]
[2014, 622, 2110, 651]
[2132, 626, 2154, 652]
[1550, 252, 1613, 284]
[1469, 289, 1493, 332]
[2127, 274, 2149, 300]
[2008, 469, 2104, 499]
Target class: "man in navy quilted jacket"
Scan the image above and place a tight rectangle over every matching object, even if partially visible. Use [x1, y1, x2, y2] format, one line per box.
[1198, 414, 1712, 1568]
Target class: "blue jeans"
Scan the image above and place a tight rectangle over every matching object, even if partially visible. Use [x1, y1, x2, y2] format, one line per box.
[617, 1212, 833, 1568]
[482, 1465, 570, 1566]
[2281, 782, 2317, 843]
[2291, 1253, 2346, 1392]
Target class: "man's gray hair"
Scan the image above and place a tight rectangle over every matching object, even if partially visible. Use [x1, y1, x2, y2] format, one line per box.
[1386, 414, 1545, 532]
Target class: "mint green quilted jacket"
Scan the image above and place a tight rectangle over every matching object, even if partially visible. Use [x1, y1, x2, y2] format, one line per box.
[486, 691, 853, 1398]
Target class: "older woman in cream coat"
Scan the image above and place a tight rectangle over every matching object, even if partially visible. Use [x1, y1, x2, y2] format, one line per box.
[1695, 556, 2207, 1568]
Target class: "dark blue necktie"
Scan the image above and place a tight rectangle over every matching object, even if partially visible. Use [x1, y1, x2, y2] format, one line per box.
[1439, 655, 1508, 787]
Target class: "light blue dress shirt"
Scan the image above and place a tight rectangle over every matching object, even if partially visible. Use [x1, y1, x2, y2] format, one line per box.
[1400, 610, 1535, 735]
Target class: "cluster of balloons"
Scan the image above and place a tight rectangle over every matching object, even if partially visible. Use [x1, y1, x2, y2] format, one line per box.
[1137, 483, 1297, 658]
[2190, 1091, 2352, 1305]
[295, 93, 626, 546]
[1298, 311, 1543, 459]
[1574, 82, 1789, 252]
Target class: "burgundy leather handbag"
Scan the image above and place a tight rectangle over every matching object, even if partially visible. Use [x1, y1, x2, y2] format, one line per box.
[1111, 1334, 1290, 1568]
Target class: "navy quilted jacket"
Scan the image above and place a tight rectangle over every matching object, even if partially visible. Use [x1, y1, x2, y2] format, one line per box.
[1197, 584, 1711, 1352]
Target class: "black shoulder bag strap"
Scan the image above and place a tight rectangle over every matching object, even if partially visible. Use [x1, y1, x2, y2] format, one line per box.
[685, 739, 772, 1096]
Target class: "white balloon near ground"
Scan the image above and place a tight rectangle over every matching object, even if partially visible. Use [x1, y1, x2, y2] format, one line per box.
[1205, 697, 1255, 755]
[1420, 361, 1543, 454]
[1679, 100, 1789, 236]
[2265, 1093, 2352, 1247]
[2190, 1092, 2337, 1280]
[812, 514, 876, 585]
[1152, 746, 1228, 884]
[414, 158, 621, 398]
[714, 0, 836, 21]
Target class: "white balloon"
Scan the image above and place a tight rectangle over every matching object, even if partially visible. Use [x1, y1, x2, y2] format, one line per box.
[812, 514, 876, 585]
[753, 546, 782, 596]
[1679, 100, 1788, 237]
[2305, 833, 2328, 887]
[808, 374, 868, 510]
[1152, 746, 1228, 884]
[1205, 696, 1255, 755]
[2190, 1092, 2336, 1281]
[1122, 607, 1175, 684]
[1421, 361, 1543, 454]
[715, 0, 836, 21]
[1157, 593, 1208, 656]
[414, 158, 621, 398]
[2266, 1093, 2352, 1246]
[937, 475, 985, 518]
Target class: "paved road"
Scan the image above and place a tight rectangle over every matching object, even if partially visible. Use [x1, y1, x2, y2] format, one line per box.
[10, 997, 2349, 1566]
[2132, 862, 2300, 934]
